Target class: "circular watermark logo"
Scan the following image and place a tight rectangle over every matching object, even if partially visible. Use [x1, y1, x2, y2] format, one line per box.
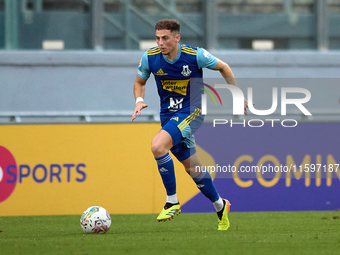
[0, 146, 18, 203]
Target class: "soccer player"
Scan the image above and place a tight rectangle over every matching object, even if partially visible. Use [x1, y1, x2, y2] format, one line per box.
[131, 19, 249, 230]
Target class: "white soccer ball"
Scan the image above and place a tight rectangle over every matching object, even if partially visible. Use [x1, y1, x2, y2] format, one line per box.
[80, 206, 111, 234]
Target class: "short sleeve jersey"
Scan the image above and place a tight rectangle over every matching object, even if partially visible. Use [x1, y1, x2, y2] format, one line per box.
[137, 43, 217, 120]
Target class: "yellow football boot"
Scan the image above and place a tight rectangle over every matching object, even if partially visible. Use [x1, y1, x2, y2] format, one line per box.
[157, 203, 181, 222]
[217, 199, 231, 230]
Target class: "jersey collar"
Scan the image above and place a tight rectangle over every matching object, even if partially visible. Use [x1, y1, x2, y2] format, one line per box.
[162, 43, 181, 64]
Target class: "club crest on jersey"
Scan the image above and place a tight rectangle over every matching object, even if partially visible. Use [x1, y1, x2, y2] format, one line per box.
[181, 65, 192, 77]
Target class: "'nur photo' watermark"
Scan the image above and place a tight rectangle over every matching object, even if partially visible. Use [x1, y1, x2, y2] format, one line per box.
[199, 83, 312, 128]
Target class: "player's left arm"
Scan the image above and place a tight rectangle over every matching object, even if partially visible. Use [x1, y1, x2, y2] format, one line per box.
[213, 58, 250, 115]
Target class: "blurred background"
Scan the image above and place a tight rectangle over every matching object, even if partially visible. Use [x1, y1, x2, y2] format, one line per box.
[0, 0, 340, 123]
[1, 0, 340, 51]
[1, 0, 340, 216]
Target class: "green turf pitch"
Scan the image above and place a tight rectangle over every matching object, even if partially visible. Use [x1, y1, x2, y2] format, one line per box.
[0, 211, 340, 255]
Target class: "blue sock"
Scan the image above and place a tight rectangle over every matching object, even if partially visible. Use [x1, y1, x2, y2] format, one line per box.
[155, 153, 176, 196]
[193, 169, 219, 203]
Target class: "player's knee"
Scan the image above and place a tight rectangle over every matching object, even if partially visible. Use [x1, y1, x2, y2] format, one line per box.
[151, 140, 167, 158]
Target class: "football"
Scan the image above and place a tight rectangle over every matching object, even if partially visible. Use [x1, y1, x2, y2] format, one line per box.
[80, 206, 111, 234]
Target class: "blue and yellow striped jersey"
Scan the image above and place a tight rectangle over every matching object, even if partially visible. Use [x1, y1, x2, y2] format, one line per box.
[137, 43, 217, 120]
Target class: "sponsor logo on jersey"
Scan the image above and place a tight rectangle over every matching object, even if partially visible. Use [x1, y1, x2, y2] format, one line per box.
[168, 98, 183, 112]
[171, 117, 179, 122]
[181, 65, 192, 77]
[155, 69, 168, 75]
[161, 79, 190, 96]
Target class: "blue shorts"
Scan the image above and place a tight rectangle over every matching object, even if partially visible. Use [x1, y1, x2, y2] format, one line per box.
[161, 108, 204, 162]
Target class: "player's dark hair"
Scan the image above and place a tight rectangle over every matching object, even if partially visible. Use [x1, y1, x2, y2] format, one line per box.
[155, 19, 180, 33]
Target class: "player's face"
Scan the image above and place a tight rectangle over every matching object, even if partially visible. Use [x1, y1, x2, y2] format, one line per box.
[155, 29, 180, 57]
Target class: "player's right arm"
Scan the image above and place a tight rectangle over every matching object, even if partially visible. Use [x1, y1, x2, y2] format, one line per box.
[131, 51, 151, 122]
[131, 76, 148, 122]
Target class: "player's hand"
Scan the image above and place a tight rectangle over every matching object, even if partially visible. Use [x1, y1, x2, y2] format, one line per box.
[244, 98, 254, 115]
[131, 102, 148, 122]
